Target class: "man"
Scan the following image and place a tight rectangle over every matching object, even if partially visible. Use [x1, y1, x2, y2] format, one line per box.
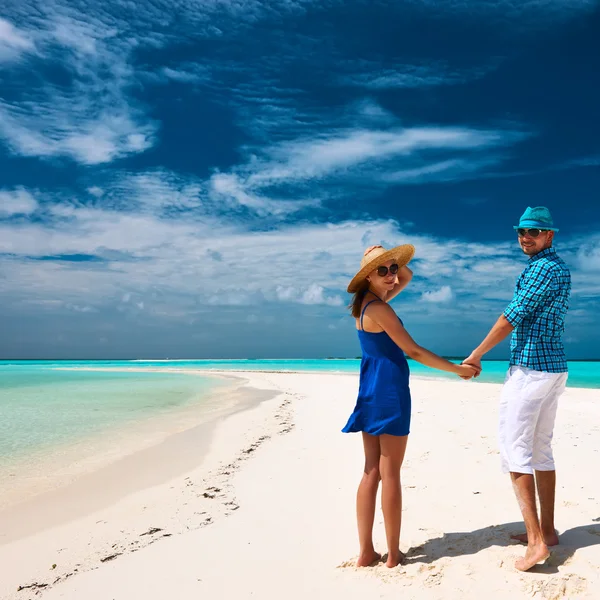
[463, 206, 571, 572]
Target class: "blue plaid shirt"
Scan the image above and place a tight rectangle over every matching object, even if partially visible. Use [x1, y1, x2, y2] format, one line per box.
[503, 248, 571, 373]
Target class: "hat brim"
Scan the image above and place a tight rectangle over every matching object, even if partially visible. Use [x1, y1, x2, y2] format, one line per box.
[347, 244, 415, 293]
[513, 224, 559, 232]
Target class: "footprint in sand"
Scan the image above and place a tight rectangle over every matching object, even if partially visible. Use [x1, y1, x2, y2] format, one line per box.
[524, 574, 587, 599]
[419, 562, 445, 587]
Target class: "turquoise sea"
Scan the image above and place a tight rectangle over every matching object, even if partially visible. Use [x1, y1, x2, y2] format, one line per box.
[0, 367, 229, 470]
[1, 359, 598, 490]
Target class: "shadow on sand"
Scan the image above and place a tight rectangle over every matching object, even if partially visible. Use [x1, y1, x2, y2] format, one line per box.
[405, 520, 600, 574]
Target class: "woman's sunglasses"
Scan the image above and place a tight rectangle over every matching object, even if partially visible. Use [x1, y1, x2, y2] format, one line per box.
[376, 263, 399, 277]
[517, 228, 549, 238]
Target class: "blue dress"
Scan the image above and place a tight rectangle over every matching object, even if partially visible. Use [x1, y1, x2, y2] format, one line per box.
[342, 295, 412, 437]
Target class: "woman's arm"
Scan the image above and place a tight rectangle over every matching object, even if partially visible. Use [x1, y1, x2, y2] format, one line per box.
[367, 303, 477, 377]
[361, 245, 412, 302]
[387, 266, 413, 302]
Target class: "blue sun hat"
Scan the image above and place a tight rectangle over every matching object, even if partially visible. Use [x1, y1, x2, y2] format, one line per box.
[513, 206, 559, 232]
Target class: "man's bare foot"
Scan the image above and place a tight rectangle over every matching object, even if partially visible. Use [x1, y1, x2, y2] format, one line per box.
[385, 550, 406, 568]
[511, 530, 559, 547]
[356, 550, 381, 567]
[514, 543, 550, 572]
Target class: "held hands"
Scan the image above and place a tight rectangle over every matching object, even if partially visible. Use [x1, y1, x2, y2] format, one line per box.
[462, 353, 482, 378]
[456, 363, 480, 380]
[458, 354, 482, 379]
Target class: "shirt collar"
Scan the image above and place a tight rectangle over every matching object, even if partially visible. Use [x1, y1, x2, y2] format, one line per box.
[529, 247, 557, 263]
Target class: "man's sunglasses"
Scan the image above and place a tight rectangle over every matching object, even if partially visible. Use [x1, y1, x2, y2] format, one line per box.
[517, 228, 549, 238]
[376, 263, 399, 277]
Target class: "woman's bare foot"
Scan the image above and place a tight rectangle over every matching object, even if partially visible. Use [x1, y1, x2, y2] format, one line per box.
[514, 543, 550, 572]
[510, 530, 559, 547]
[385, 550, 406, 568]
[356, 550, 382, 567]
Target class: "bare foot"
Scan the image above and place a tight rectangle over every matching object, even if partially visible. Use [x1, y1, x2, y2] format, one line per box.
[386, 550, 406, 568]
[511, 530, 559, 547]
[514, 543, 550, 572]
[356, 550, 382, 567]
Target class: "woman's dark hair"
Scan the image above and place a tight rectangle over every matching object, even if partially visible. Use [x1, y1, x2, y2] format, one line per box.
[348, 280, 369, 318]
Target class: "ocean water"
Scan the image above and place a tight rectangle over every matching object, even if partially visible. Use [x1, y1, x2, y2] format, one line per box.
[1, 359, 598, 492]
[2, 357, 598, 384]
[0, 367, 228, 468]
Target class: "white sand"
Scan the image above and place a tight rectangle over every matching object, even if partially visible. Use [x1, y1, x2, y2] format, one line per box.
[2, 372, 599, 600]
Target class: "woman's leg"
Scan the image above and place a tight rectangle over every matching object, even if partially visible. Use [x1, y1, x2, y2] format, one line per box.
[356, 432, 381, 566]
[379, 433, 409, 567]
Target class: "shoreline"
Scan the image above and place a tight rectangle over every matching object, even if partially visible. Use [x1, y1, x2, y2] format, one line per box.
[2, 372, 599, 599]
[51, 364, 600, 389]
[0, 372, 290, 599]
[0, 372, 244, 512]
[0, 376, 276, 541]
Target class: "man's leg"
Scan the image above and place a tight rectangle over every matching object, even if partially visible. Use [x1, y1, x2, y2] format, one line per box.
[501, 367, 557, 570]
[536, 470, 559, 545]
[510, 471, 558, 546]
[510, 472, 550, 570]
[512, 373, 566, 547]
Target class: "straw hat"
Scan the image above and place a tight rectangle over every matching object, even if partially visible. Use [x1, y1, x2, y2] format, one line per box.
[347, 244, 415, 293]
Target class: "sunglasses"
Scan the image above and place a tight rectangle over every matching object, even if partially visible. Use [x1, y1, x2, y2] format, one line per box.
[517, 228, 549, 238]
[376, 263, 399, 277]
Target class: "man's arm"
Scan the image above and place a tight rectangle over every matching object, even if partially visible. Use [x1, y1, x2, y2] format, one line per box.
[463, 315, 514, 372]
[464, 262, 555, 373]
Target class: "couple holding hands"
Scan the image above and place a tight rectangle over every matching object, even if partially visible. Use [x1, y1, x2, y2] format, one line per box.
[342, 207, 571, 573]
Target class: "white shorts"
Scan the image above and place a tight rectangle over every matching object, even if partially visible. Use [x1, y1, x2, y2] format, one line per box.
[498, 366, 567, 475]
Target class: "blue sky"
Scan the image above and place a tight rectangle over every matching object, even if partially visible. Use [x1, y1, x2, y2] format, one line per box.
[1, 0, 599, 360]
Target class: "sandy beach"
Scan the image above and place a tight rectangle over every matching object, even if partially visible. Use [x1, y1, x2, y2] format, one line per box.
[1, 371, 599, 600]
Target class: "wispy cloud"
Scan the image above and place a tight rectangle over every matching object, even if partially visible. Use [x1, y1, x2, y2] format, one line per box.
[563, 155, 600, 168]
[1, 184, 598, 360]
[0, 13, 157, 164]
[340, 62, 494, 90]
[210, 122, 530, 208]
[0, 188, 38, 216]
[0, 18, 35, 63]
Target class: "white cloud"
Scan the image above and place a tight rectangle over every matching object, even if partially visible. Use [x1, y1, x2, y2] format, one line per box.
[87, 186, 104, 198]
[249, 126, 523, 185]
[205, 122, 529, 213]
[0, 201, 520, 320]
[1, 186, 596, 352]
[275, 284, 343, 307]
[302, 284, 343, 306]
[209, 172, 319, 216]
[0, 188, 38, 216]
[275, 283, 343, 307]
[573, 235, 600, 273]
[0, 18, 34, 63]
[160, 66, 209, 83]
[422, 285, 455, 303]
[0, 14, 157, 165]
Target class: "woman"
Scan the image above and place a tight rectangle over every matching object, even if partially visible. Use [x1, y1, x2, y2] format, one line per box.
[342, 244, 479, 568]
